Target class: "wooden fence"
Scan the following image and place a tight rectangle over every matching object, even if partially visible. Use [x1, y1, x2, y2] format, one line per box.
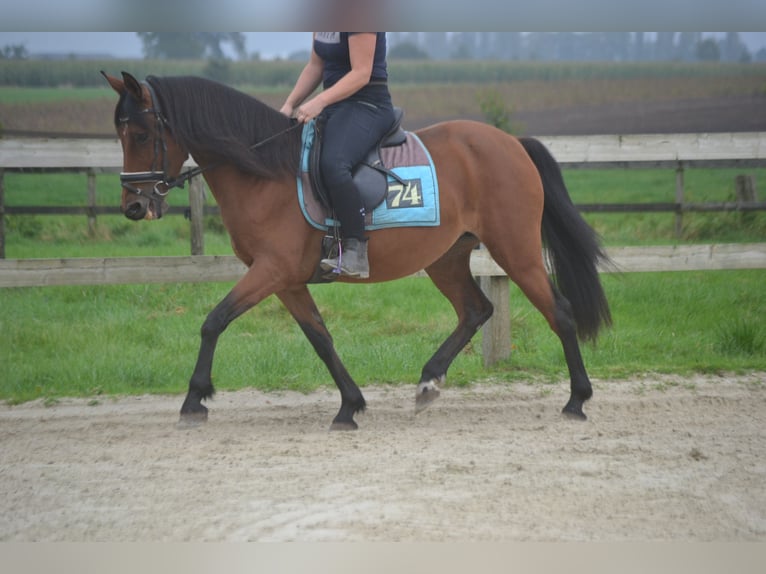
[2, 243, 764, 289]
[1, 132, 766, 259]
[2, 133, 765, 365]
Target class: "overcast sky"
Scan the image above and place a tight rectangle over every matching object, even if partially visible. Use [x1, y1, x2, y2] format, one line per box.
[2, 32, 766, 60]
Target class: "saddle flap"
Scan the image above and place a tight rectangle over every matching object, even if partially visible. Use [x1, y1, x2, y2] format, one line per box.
[353, 161, 388, 211]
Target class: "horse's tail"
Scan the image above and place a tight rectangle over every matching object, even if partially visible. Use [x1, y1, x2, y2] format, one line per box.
[519, 136, 612, 341]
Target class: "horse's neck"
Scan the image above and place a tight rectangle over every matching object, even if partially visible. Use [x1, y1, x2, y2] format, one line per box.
[201, 167, 311, 268]
[202, 166, 297, 214]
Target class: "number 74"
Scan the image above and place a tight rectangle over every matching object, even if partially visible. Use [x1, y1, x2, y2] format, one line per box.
[388, 180, 423, 208]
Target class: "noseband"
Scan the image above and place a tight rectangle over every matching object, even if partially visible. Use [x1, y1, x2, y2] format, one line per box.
[119, 81, 192, 219]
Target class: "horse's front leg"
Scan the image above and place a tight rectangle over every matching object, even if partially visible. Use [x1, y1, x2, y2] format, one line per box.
[277, 285, 366, 430]
[179, 267, 276, 425]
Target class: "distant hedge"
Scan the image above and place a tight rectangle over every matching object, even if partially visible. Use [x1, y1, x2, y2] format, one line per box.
[0, 59, 303, 87]
[0, 58, 763, 87]
[391, 60, 766, 83]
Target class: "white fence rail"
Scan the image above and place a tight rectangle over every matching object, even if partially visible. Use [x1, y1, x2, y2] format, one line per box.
[1, 244, 764, 289]
[2, 132, 765, 169]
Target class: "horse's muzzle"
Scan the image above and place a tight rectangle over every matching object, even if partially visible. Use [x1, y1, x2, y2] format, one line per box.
[124, 199, 148, 220]
[122, 194, 168, 221]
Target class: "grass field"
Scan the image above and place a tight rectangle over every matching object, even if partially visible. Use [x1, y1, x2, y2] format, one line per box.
[2, 59, 764, 88]
[2, 61, 765, 135]
[1, 270, 764, 405]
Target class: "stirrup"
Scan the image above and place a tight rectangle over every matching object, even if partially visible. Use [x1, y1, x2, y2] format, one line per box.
[320, 238, 369, 278]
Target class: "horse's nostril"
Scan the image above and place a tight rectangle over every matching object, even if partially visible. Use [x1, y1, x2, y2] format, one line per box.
[124, 202, 145, 220]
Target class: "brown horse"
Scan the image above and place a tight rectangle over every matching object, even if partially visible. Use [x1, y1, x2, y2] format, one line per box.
[103, 71, 611, 429]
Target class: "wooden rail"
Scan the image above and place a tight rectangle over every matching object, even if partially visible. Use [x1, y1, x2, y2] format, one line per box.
[2, 132, 764, 169]
[3, 245, 765, 289]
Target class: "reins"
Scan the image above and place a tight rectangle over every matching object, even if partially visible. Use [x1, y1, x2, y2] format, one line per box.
[163, 120, 304, 191]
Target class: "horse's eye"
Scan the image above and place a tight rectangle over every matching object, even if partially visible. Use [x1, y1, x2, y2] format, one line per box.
[133, 132, 150, 145]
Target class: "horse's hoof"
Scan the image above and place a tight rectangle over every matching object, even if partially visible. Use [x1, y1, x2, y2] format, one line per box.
[561, 400, 588, 421]
[177, 408, 208, 429]
[415, 378, 442, 413]
[329, 420, 359, 431]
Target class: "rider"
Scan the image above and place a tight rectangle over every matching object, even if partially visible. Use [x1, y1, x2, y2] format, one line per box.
[280, 32, 395, 279]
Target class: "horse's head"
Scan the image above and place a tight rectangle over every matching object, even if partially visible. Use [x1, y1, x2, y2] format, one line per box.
[102, 71, 188, 221]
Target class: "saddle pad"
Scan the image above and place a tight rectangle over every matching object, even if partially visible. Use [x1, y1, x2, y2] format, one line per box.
[297, 120, 440, 232]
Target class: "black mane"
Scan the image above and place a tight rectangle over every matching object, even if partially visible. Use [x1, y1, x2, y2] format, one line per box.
[142, 75, 302, 180]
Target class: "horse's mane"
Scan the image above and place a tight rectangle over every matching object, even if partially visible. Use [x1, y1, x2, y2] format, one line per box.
[145, 75, 302, 180]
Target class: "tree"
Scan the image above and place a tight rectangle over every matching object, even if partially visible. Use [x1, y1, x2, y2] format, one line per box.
[678, 32, 702, 61]
[137, 33, 246, 60]
[478, 89, 522, 135]
[388, 42, 429, 60]
[450, 32, 476, 59]
[1, 44, 28, 60]
[696, 38, 721, 62]
[722, 32, 750, 63]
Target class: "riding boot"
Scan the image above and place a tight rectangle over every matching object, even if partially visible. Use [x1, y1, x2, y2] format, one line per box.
[321, 238, 370, 279]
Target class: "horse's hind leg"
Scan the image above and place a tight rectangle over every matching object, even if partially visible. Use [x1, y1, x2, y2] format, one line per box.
[277, 285, 366, 430]
[417, 234, 494, 411]
[486, 242, 593, 420]
[549, 283, 593, 419]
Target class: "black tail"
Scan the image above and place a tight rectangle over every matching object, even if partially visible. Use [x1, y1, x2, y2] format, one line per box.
[520, 136, 612, 341]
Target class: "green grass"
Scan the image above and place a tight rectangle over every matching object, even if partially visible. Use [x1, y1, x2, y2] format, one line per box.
[0, 86, 115, 104]
[1, 271, 764, 405]
[715, 318, 765, 357]
[2, 172, 234, 258]
[2, 60, 763, 89]
[565, 167, 766, 245]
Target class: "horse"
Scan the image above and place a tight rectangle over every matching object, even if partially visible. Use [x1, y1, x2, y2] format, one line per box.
[102, 71, 612, 429]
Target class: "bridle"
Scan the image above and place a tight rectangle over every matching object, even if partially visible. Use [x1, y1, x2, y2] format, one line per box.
[119, 80, 302, 219]
[118, 81, 178, 218]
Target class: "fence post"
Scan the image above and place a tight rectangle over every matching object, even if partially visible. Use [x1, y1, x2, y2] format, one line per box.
[188, 177, 205, 256]
[675, 162, 685, 239]
[0, 168, 5, 259]
[735, 174, 757, 202]
[736, 174, 758, 224]
[87, 170, 97, 237]
[479, 275, 512, 367]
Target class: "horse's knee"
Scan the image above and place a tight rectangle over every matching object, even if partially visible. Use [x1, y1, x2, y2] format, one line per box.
[201, 295, 237, 339]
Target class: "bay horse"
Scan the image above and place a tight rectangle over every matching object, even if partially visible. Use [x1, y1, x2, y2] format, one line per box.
[103, 71, 611, 429]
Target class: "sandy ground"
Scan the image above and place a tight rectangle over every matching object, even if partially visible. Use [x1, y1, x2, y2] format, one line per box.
[1, 373, 765, 542]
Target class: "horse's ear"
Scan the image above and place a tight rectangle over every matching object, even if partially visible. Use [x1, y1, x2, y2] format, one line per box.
[101, 70, 125, 95]
[120, 71, 145, 103]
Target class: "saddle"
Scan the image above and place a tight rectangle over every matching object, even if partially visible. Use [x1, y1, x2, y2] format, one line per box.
[298, 109, 440, 284]
[309, 107, 407, 213]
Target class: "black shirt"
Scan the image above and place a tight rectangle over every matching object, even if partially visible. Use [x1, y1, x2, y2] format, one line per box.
[314, 32, 388, 90]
